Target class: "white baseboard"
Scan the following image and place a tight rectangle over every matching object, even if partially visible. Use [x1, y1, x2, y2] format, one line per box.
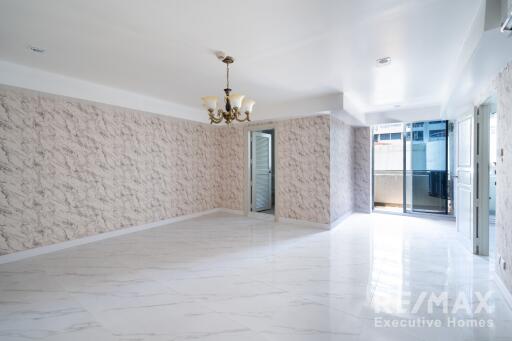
[277, 217, 331, 230]
[249, 210, 343, 226]
[218, 208, 245, 216]
[0, 208, 231, 265]
[330, 210, 353, 229]
[0, 208, 352, 264]
[277, 212, 356, 230]
[493, 271, 512, 310]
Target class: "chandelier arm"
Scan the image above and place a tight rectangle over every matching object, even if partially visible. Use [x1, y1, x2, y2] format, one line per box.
[208, 109, 223, 124]
[235, 110, 250, 122]
[234, 113, 244, 122]
[211, 116, 223, 124]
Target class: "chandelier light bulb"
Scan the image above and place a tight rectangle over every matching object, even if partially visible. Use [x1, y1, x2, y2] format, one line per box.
[241, 98, 256, 113]
[229, 94, 245, 109]
[201, 96, 218, 111]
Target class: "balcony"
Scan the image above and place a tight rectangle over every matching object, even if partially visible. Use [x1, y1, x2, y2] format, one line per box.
[374, 170, 448, 213]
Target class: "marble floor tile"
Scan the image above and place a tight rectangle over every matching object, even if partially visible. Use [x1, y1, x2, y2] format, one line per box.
[0, 212, 511, 340]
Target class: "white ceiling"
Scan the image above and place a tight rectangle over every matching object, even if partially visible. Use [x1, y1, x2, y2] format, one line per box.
[0, 0, 483, 122]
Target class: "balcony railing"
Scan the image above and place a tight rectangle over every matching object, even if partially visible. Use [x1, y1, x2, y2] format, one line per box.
[374, 170, 448, 212]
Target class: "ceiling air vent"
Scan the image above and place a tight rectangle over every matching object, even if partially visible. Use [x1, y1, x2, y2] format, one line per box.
[28, 45, 46, 54]
[376, 57, 391, 67]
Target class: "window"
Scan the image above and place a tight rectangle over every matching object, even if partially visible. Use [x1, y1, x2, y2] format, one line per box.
[374, 132, 402, 142]
[412, 122, 424, 128]
[390, 133, 401, 140]
[429, 129, 446, 139]
[379, 133, 391, 141]
[429, 120, 445, 125]
[413, 131, 424, 141]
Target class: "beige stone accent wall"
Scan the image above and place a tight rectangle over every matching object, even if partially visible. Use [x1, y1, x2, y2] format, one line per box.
[0, 86, 220, 254]
[277, 115, 331, 224]
[0, 85, 371, 254]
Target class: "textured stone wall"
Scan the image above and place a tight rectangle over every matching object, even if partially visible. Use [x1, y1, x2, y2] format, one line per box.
[216, 115, 363, 225]
[0, 84, 364, 254]
[0, 85, 221, 254]
[276, 115, 331, 224]
[496, 63, 512, 293]
[214, 116, 333, 224]
[216, 126, 245, 210]
[353, 127, 372, 213]
[330, 116, 354, 223]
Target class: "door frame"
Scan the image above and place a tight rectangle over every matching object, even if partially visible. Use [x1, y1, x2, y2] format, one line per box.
[251, 131, 272, 212]
[244, 124, 278, 221]
[372, 121, 450, 215]
[474, 99, 497, 256]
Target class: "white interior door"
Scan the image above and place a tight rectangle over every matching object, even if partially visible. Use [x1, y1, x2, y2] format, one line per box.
[456, 112, 477, 253]
[252, 132, 272, 212]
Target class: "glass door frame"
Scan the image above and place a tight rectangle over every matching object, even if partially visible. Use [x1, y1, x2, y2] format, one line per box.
[372, 120, 450, 215]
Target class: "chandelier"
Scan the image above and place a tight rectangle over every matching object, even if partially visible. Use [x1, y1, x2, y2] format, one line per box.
[201, 55, 255, 125]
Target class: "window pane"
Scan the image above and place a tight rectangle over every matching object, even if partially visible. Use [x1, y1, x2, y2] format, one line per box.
[413, 131, 424, 141]
[390, 133, 401, 140]
[380, 133, 391, 141]
[405, 120, 448, 214]
[429, 129, 446, 139]
[428, 120, 444, 125]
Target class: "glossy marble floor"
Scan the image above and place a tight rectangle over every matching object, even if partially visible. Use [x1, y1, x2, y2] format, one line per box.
[1, 212, 511, 340]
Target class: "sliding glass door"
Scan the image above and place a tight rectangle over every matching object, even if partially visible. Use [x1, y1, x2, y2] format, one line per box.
[404, 120, 448, 214]
[373, 120, 449, 214]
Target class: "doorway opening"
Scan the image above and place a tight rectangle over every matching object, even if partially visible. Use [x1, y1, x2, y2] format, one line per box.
[372, 120, 451, 215]
[250, 129, 275, 215]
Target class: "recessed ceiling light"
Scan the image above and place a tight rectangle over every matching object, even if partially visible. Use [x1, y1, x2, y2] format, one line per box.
[376, 57, 391, 67]
[28, 45, 46, 54]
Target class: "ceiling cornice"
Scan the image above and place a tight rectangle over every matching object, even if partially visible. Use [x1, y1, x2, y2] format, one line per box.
[0, 60, 205, 122]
